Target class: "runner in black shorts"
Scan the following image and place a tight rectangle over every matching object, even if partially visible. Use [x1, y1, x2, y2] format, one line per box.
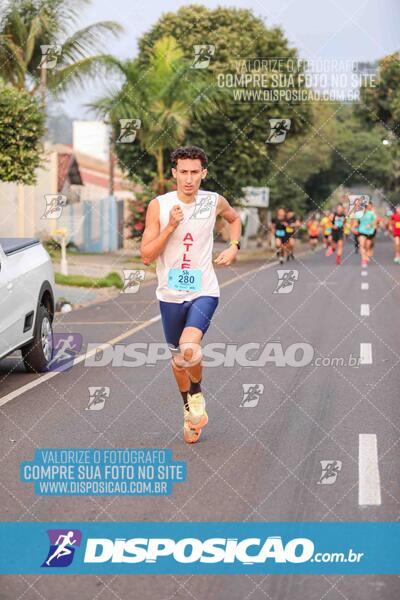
[271, 208, 288, 264]
[351, 215, 360, 253]
[331, 203, 346, 265]
[358, 201, 377, 267]
[285, 209, 300, 260]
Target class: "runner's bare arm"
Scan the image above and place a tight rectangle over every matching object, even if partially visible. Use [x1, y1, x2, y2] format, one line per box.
[216, 195, 242, 240]
[214, 195, 242, 266]
[140, 199, 183, 265]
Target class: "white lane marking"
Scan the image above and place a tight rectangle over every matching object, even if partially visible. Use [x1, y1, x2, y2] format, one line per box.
[0, 261, 277, 407]
[359, 434, 382, 505]
[360, 304, 370, 316]
[361, 271, 368, 276]
[0, 316, 161, 407]
[361, 282, 369, 290]
[360, 343, 372, 365]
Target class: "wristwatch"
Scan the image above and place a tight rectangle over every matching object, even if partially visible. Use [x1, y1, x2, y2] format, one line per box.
[229, 239, 241, 250]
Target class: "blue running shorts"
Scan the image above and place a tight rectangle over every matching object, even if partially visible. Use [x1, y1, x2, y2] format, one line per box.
[159, 296, 219, 351]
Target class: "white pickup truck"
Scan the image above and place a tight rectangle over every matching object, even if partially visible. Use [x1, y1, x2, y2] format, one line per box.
[0, 238, 55, 372]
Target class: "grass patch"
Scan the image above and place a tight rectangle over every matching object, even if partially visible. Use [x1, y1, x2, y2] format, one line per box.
[55, 271, 123, 289]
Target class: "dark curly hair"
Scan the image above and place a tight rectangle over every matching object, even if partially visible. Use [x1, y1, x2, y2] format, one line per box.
[170, 145, 208, 168]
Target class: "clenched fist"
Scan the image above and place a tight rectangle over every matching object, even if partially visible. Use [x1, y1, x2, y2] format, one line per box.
[168, 204, 184, 230]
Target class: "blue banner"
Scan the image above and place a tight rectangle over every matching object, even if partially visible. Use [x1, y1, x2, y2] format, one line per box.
[0, 522, 398, 574]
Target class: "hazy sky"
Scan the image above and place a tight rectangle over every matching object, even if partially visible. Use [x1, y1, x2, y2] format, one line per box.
[64, 0, 400, 118]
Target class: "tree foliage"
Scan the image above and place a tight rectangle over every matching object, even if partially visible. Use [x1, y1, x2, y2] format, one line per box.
[357, 52, 400, 130]
[0, 0, 122, 96]
[268, 102, 335, 213]
[90, 35, 217, 195]
[0, 81, 45, 183]
[355, 53, 400, 204]
[305, 104, 392, 210]
[135, 4, 312, 203]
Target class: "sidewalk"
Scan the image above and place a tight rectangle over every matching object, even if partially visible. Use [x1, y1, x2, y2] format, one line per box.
[52, 249, 149, 279]
[52, 249, 154, 309]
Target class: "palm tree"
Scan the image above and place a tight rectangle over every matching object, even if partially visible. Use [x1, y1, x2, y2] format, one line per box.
[90, 36, 218, 193]
[0, 0, 123, 104]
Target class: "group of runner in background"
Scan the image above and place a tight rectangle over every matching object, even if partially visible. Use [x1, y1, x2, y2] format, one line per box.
[270, 201, 400, 266]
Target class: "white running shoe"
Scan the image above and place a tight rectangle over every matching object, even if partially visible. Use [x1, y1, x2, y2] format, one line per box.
[187, 392, 208, 429]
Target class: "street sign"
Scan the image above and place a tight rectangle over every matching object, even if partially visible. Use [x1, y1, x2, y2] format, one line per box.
[242, 187, 270, 208]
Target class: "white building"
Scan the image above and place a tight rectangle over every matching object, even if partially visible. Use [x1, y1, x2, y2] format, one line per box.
[73, 120, 110, 163]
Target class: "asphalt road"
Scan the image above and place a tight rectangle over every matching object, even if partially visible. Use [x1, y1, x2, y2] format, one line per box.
[1, 235, 399, 599]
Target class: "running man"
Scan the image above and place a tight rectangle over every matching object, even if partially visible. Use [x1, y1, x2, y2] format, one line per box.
[45, 531, 77, 566]
[47, 334, 78, 369]
[331, 203, 347, 265]
[271, 208, 288, 264]
[390, 205, 400, 263]
[320, 210, 333, 255]
[140, 146, 241, 444]
[285, 209, 300, 260]
[368, 204, 379, 259]
[351, 213, 361, 253]
[307, 215, 320, 250]
[344, 216, 352, 239]
[358, 201, 377, 267]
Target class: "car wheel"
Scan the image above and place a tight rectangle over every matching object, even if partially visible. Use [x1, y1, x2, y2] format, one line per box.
[21, 305, 53, 373]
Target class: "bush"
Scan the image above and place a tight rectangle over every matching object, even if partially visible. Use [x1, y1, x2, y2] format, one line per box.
[0, 82, 45, 184]
[55, 271, 124, 289]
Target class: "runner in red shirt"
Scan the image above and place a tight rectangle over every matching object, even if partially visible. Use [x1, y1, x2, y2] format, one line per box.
[390, 206, 400, 263]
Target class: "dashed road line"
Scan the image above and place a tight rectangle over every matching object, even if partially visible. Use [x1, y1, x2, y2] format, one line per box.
[359, 434, 382, 506]
[360, 304, 370, 317]
[360, 343, 373, 365]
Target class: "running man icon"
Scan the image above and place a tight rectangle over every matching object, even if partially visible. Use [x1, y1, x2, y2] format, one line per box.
[266, 119, 291, 144]
[42, 529, 82, 568]
[46, 532, 76, 565]
[47, 333, 82, 371]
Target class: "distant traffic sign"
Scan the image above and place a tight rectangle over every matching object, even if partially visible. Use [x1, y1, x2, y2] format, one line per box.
[242, 187, 269, 208]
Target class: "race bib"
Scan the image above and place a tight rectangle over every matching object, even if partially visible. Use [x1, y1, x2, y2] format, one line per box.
[286, 226, 294, 233]
[168, 268, 202, 292]
[276, 230, 286, 237]
[335, 217, 344, 227]
[395, 222, 400, 230]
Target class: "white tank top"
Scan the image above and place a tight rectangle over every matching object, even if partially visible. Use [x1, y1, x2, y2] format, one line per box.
[155, 190, 220, 303]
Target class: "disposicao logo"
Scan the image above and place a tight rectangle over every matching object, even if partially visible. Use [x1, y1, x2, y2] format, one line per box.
[83, 536, 314, 564]
[41, 529, 82, 567]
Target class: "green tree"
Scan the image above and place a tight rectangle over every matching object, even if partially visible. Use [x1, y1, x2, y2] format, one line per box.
[135, 4, 312, 201]
[0, 0, 122, 102]
[268, 102, 335, 214]
[306, 104, 392, 210]
[356, 53, 400, 204]
[357, 53, 400, 129]
[0, 81, 45, 183]
[90, 36, 217, 195]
